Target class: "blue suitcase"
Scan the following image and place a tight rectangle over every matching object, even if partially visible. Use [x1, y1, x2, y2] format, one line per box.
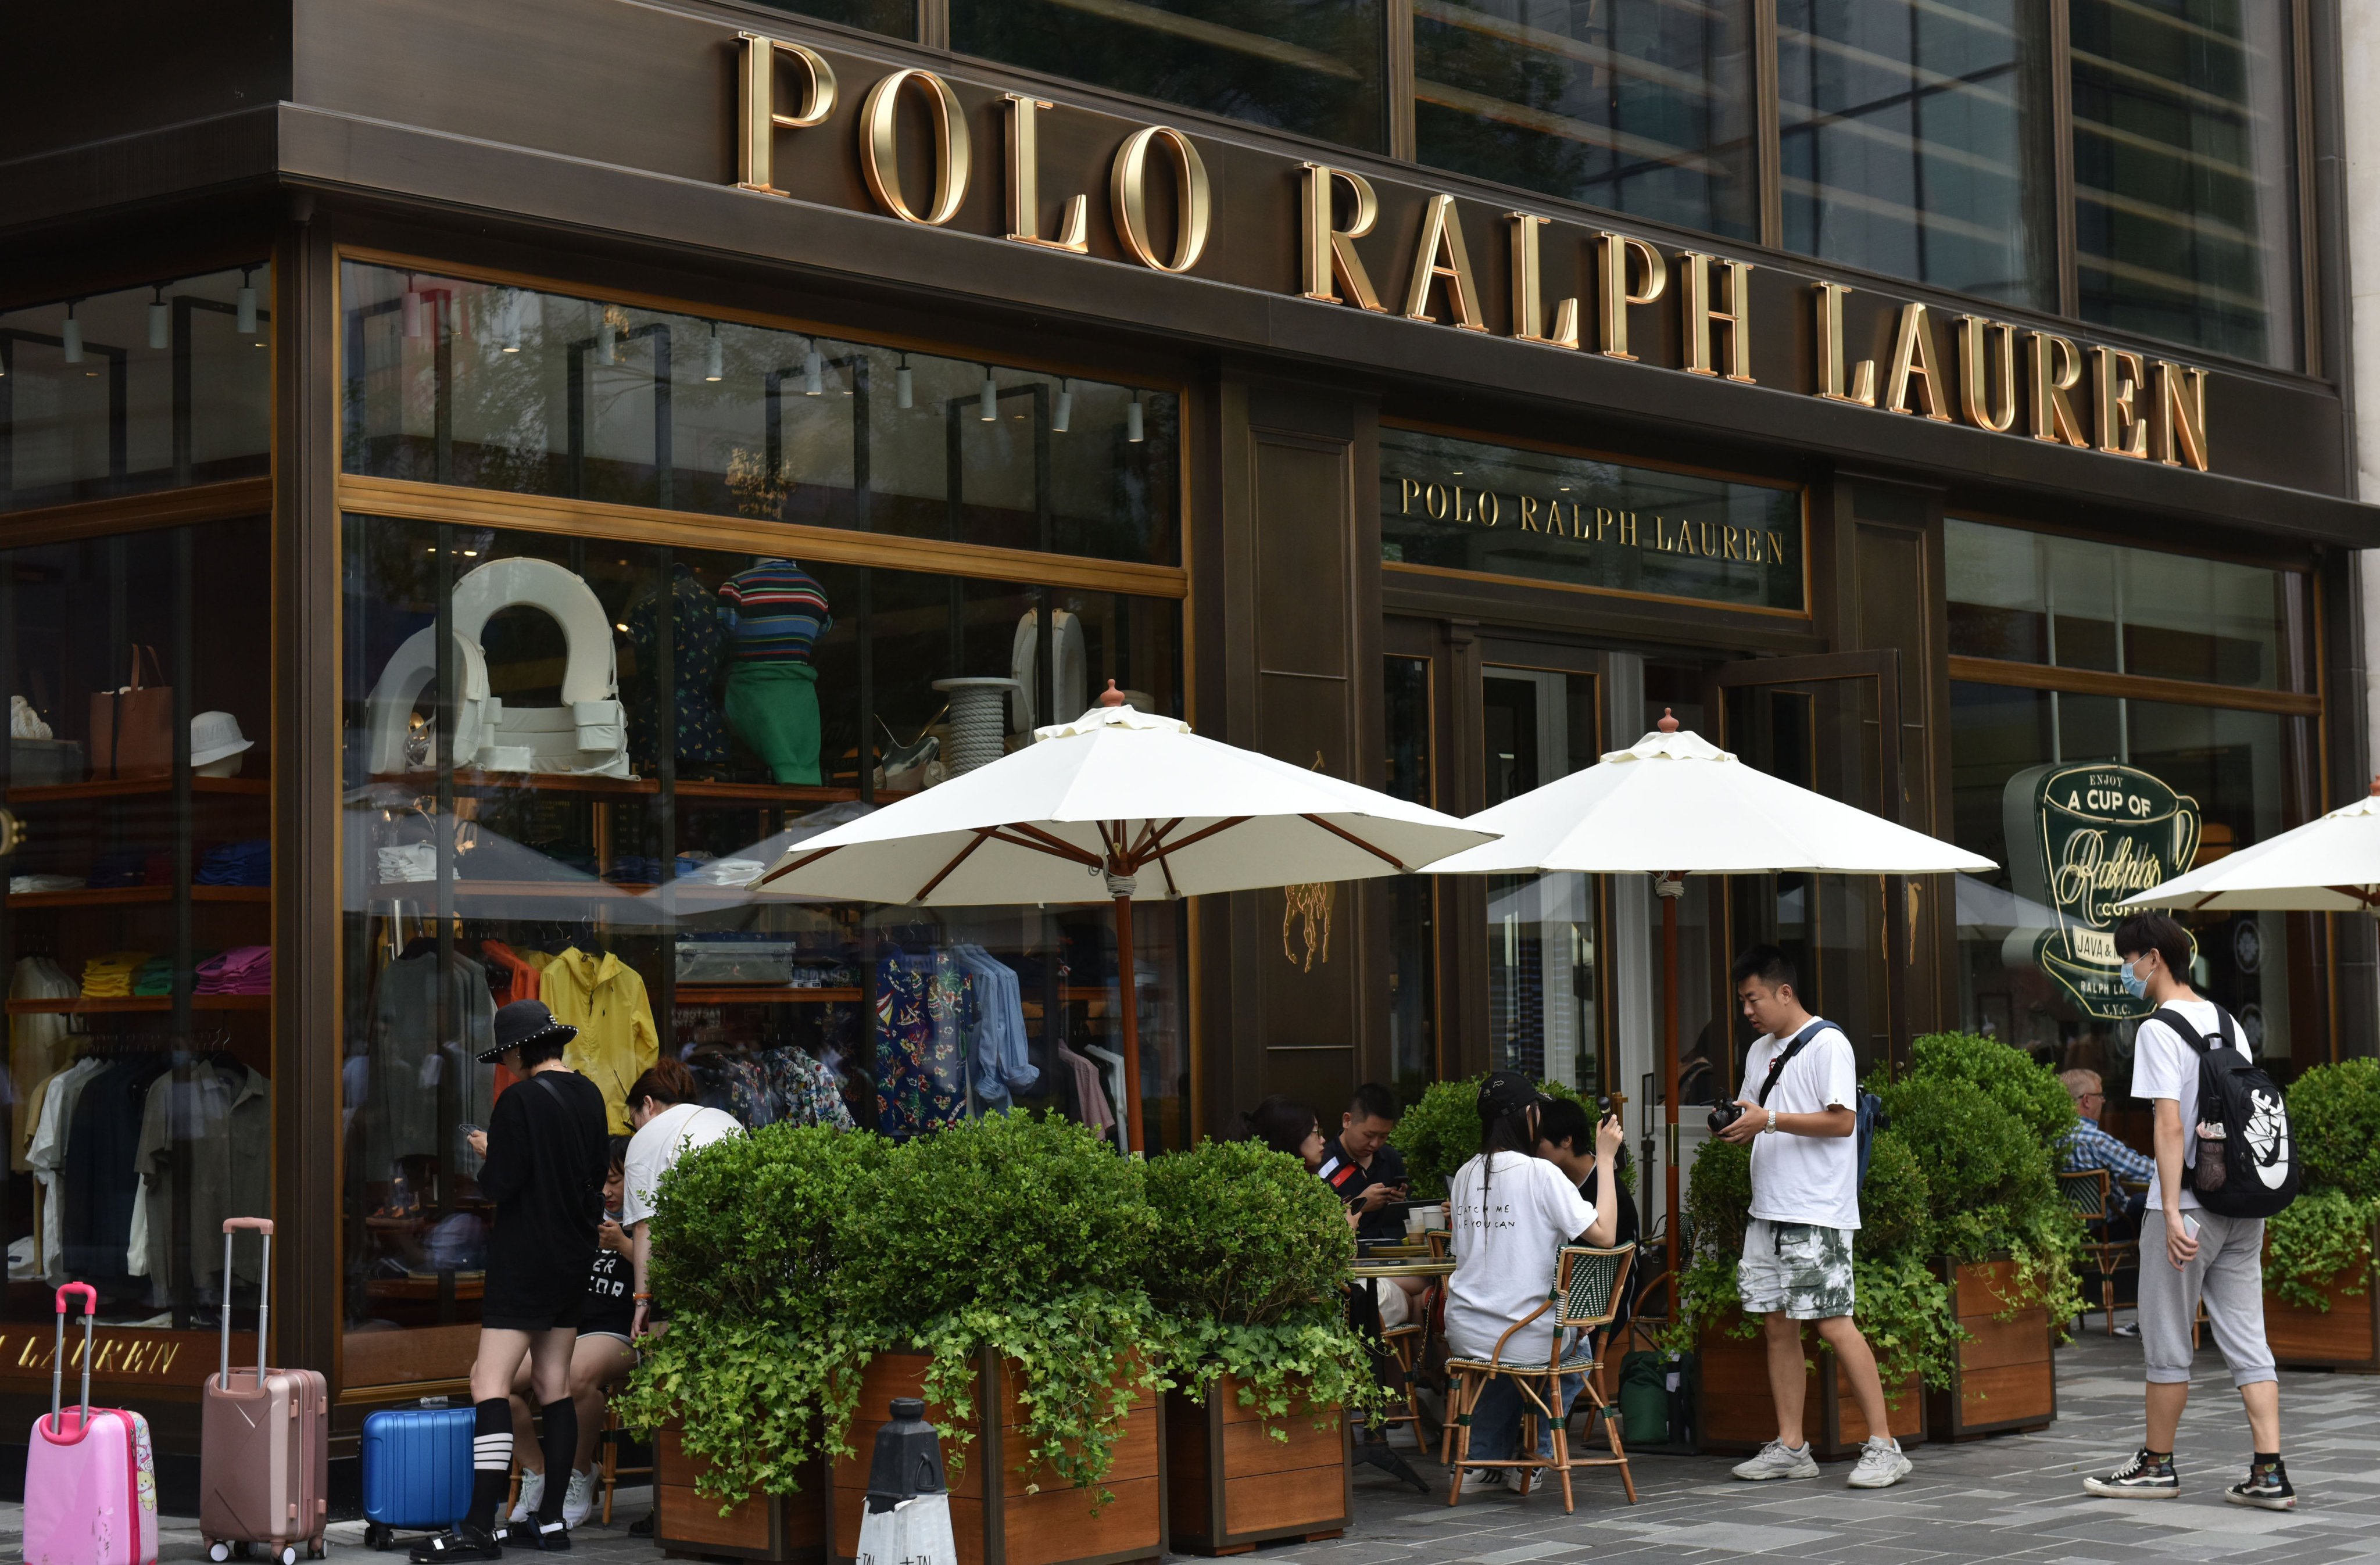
[360, 1403, 477, 1550]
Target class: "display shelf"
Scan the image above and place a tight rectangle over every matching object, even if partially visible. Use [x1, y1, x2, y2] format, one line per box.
[4, 775, 269, 803]
[367, 771, 889, 807]
[672, 985, 861, 1005]
[7, 886, 270, 909]
[6, 993, 270, 1014]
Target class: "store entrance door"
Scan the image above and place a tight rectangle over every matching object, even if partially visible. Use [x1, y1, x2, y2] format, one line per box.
[1712, 650, 1913, 1084]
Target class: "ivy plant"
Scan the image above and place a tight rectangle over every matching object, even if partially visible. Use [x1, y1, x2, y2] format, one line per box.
[2264, 1062, 2380, 1307]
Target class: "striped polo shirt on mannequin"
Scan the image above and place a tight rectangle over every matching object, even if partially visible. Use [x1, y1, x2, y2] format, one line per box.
[717, 558, 832, 662]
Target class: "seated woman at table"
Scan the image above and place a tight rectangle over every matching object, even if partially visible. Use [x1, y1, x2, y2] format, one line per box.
[1444, 1071, 1599, 1494]
[1243, 1094, 1327, 1170]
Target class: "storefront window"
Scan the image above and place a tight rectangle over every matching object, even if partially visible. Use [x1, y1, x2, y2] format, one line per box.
[2071, 0, 2296, 364]
[1946, 517, 2287, 689]
[1482, 667, 1601, 1095]
[0, 517, 275, 1333]
[0, 266, 272, 511]
[1413, 0, 1758, 241]
[340, 263, 1181, 568]
[338, 515, 1186, 1381]
[1780, 0, 2056, 309]
[951, 0, 1386, 152]
[1380, 428, 1805, 613]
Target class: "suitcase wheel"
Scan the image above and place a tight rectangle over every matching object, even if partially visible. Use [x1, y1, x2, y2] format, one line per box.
[279, 1546, 299, 1565]
[209, 1546, 231, 1564]
[364, 1524, 393, 1553]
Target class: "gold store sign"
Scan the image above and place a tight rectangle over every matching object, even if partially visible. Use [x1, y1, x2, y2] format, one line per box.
[1393, 478, 1792, 565]
[726, 34, 2213, 473]
[0, 1327, 196, 1383]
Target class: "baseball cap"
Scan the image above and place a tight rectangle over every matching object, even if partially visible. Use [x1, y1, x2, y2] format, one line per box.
[1477, 1069, 1548, 1122]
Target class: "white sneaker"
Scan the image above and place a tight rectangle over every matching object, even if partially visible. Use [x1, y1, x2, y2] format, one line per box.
[562, 1467, 597, 1528]
[508, 1469, 545, 1523]
[1732, 1439, 1820, 1481]
[1847, 1437, 1912, 1489]
[1458, 1467, 1511, 1495]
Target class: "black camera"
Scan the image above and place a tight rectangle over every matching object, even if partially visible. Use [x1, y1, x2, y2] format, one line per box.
[1706, 1100, 1746, 1134]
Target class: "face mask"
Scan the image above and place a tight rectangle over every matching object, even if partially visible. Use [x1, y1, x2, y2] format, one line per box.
[2119, 959, 2149, 1000]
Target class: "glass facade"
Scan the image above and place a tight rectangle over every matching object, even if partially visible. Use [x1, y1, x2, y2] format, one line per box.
[1945, 517, 2304, 1093]
[0, 516, 275, 1329]
[952, 0, 1386, 152]
[341, 263, 1182, 568]
[1779, 0, 2055, 308]
[1481, 667, 1602, 1094]
[750, 0, 915, 36]
[1383, 654, 1438, 1102]
[2071, 0, 2296, 364]
[1380, 427, 1805, 612]
[0, 266, 272, 512]
[1413, 0, 1759, 239]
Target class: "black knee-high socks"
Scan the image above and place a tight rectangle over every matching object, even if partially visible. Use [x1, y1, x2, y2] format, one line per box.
[469, 1398, 513, 1534]
[538, 1399, 577, 1527]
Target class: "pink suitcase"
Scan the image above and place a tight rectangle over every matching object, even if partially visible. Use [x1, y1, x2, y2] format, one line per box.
[199, 1219, 327, 1565]
[22, 1283, 160, 1565]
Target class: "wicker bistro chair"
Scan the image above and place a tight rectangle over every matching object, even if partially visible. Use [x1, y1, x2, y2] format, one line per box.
[1441, 1244, 1637, 1512]
[2059, 1169, 2139, 1336]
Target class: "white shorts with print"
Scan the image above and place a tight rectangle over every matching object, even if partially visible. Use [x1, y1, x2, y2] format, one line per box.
[1738, 1219, 1856, 1320]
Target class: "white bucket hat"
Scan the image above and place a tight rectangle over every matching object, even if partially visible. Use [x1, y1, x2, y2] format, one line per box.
[190, 711, 253, 768]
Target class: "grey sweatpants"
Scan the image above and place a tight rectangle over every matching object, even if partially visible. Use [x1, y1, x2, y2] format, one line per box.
[2139, 1207, 2276, 1388]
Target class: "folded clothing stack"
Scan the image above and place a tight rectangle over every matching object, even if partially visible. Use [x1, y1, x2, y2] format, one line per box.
[196, 944, 271, 996]
[131, 955, 176, 997]
[9, 874, 85, 894]
[88, 850, 167, 889]
[80, 950, 152, 997]
[195, 839, 270, 887]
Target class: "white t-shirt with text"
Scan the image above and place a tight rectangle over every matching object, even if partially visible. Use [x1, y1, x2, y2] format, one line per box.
[2130, 998, 2242, 1213]
[1742, 1023, 1860, 1232]
[621, 1101, 743, 1226]
[1443, 1151, 1595, 1362]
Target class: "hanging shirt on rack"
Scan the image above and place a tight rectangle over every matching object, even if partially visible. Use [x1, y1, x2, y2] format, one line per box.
[1055, 1043, 1115, 1136]
[540, 947, 660, 1134]
[62, 1054, 171, 1281]
[949, 946, 1035, 1111]
[627, 561, 732, 776]
[134, 1059, 271, 1290]
[759, 1044, 856, 1131]
[26, 1056, 105, 1281]
[11, 956, 77, 1170]
[352, 946, 498, 1186]
[872, 945, 970, 1138]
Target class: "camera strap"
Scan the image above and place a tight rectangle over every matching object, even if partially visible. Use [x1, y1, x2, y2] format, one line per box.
[1753, 1018, 1835, 1109]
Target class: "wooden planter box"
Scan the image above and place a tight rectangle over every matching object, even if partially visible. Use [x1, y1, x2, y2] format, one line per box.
[2264, 1221, 2380, 1371]
[1162, 1376, 1348, 1556]
[1926, 1259, 2056, 1440]
[654, 1427, 829, 1564]
[832, 1349, 1165, 1565]
[1697, 1309, 1924, 1460]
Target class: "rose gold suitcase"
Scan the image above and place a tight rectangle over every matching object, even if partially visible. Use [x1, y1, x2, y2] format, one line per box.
[198, 1219, 328, 1564]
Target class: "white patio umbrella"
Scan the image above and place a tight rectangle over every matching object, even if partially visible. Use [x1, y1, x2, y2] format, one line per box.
[2121, 778, 2380, 914]
[750, 688, 1497, 1144]
[1427, 712, 1994, 1271]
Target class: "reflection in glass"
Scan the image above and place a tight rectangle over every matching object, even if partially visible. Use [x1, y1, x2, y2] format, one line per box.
[338, 515, 1186, 1372]
[1383, 656, 1437, 1102]
[1779, 0, 2054, 306]
[340, 263, 1180, 568]
[1482, 668, 1601, 1094]
[2071, 0, 2295, 363]
[1413, 0, 1757, 239]
[952, 0, 1385, 151]
[0, 267, 272, 511]
[1945, 518, 2288, 689]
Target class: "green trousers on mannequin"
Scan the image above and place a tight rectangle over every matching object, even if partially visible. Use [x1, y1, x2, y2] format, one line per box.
[725, 660, 823, 785]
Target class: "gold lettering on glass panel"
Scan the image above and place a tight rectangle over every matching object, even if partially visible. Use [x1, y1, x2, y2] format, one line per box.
[1597, 233, 1666, 362]
[1424, 483, 1447, 519]
[1766, 530, 1787, 563]
[1679, 252, 1755, 383]
[1520, 495, 1541, 531]
[736, 34, 838, 196]
[1884, 302, 1952, 421]
[2092, 345, 2150, 459]
[2029, 332, 2091, 447]
[1110, 126, 1211, 273]
[1957, 314, 2020, 432]
[2154, 360, 2210, 471]
[858, 69, 971, 226]
[1399, 478, 1420, 512]
[1744, 530, 1764, 564]
[1620, 512, 1639, 546]
[1298, 164, 1386, 311]
[1002, 95, 1087, 253]
[1478, 490, 1499, 525]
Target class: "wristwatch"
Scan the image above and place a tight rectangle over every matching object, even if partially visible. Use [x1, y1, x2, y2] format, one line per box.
[1765, 1108, 1778, 1134]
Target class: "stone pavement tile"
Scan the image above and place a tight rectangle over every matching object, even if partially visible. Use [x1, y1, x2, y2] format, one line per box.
[1634, 1520, 1838, 1553]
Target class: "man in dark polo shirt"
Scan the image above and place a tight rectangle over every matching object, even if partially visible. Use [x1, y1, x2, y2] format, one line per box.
[1319, 1083, 1409, 1242]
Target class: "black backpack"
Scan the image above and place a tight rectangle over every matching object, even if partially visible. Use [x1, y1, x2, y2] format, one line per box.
[1753, 1018, 1890, 1187]
[2146, 1005, 2300, 1219]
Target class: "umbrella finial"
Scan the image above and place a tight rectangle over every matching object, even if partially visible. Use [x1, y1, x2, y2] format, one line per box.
[1100, 679, 1125, 708]
[1658, 707, 1679, 733]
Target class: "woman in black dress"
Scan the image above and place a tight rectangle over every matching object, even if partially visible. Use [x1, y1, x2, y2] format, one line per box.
[413, 1000, 610, 1561]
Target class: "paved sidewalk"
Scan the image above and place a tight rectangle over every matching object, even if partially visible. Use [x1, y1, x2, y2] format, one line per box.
[5, 1320, 2375, 1564]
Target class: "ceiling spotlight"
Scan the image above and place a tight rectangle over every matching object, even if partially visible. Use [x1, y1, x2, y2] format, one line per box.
[61, 302, 81, 365]
[148, 287, 170, 351]
[1126, 389, 1144, 444]
[500, 291, 523, 354]
[802, 342, 823, 396]
[979, 367, 997, 422]
[895, 354, 913, 410]
[235, 268, 258, 336]
[704, 323, 724, 382]
[402, 278, 424, 340]
[1053, 378, 1073, 434]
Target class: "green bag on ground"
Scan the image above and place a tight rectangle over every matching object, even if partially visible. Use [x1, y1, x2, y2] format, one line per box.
[1619, 1351, 1672, 1446]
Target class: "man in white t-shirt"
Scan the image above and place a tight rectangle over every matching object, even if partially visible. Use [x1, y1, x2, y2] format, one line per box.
[621, 1059, 744, 1340]
[1716, 946, 1909, 1491]
[2082, 912, 2290, 1510]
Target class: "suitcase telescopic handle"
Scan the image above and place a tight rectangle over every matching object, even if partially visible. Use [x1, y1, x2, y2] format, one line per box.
[220, 1218, 274, 1389]
[51, 1283, 95, 1435]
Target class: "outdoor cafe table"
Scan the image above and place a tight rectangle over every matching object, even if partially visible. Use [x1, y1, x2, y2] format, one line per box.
[1347, 1254, 1456, 1492]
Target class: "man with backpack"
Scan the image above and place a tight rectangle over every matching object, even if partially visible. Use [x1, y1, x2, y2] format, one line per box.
[1716, 946, 1909, 1490]
[2085, 912, 2297, 1510]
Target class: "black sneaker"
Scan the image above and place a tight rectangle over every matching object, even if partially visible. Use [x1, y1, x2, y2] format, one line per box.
[2084, 1449, 2179, 1499]
[627, 1515, 655, 1539]
[534, 1523, 571, 1553]
[409, 1525, 503, 1563]
[2228, 1462, 2296, 1511]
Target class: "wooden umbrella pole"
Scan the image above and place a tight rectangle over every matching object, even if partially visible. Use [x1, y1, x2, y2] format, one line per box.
[1114, 889, 1140, 1155]
[1661, 876, 1681, 1317]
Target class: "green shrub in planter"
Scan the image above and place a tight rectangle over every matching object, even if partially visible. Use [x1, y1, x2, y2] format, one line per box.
[1903, 1030, 2077, 1147]
[838, 1112, 1164, 1498]
[614, 1122, 882, 1501]
[1143, 1139, 1384, 1430]
[2266, 1061, 2380, 1309]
